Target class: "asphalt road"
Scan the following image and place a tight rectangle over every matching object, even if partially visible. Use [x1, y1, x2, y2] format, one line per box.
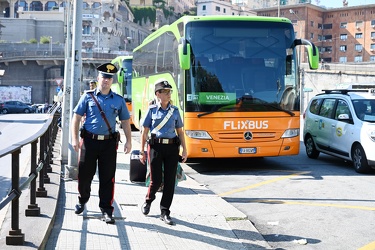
[182, 142, 375, 250]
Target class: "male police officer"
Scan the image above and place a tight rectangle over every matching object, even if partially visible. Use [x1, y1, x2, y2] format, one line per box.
[71, 63, 132, 224]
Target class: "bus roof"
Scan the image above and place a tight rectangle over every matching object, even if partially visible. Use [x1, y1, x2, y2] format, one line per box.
[134, 15, 292, 51]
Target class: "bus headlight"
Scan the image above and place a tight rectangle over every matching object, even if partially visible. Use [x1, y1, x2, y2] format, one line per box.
[185, 130, 212, 139]
[281, 128, 299, 138]
[367, 129, 375, 142]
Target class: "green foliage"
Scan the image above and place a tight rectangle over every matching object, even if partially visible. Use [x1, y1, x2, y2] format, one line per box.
[131, 0, 177, 26]
[133, 7, 156, 26]
[40, 36, 51, 44]
[29, 38, 38, 44]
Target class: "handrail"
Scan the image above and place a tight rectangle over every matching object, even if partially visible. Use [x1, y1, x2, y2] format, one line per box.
[0, 103, 60, 245]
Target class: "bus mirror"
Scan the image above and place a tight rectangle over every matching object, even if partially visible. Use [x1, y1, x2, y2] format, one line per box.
[306, 45, 319, 70]
[298, 39, 319, 70]
[178, 38, 191, 70]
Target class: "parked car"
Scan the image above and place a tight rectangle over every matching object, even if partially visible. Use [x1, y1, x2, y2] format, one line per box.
[303, 87, 375, 173]
[0, 101, 36, 114]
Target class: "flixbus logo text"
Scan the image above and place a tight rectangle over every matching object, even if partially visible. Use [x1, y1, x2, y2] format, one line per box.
[223, 120, 269, 130]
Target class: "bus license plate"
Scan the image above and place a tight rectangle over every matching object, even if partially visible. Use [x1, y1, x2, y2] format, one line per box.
[239, 147, 257, 154]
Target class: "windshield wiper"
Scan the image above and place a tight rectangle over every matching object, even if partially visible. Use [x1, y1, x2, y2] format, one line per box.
[197, 108, 220, 118]
[240, 96, 296, 116]
[197, 97, 296, 117]
[262, 103, 295, 116]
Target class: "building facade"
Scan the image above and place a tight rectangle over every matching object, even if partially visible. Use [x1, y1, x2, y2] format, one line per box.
[257, 3, 375, 64]
[196, 0, 256, 16]
[0, 0, 152, 104]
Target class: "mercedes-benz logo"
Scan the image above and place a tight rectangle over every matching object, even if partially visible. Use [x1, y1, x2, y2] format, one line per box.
[244, 131, 253, 141]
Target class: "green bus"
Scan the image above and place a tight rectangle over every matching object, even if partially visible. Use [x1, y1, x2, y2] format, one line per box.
[111, 55, 133, 123]
[131, 15, 319, 158]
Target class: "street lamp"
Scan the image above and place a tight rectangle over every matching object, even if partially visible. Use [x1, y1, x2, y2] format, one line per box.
[289, 9, 305, 111]
[289, 9, 303, 64]
[94, 3, 102, 53]
[275, 1, 280, 17]
[50, 36, 52, 55]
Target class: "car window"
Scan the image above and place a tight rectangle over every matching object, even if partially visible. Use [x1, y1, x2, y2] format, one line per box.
[335, 100, 351, 119]
[319, 98, 336, 118]
[309, 98, 323, 115]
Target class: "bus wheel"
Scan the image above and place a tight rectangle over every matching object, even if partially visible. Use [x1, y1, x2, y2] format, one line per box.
[305, 135, 320, 159]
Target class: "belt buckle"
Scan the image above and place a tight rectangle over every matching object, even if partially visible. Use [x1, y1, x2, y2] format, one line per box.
[97, 135, 105, 140]
[162, 139, 169, 144]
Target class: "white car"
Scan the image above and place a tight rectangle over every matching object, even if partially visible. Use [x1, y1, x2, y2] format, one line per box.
[303, 88, 375, 173]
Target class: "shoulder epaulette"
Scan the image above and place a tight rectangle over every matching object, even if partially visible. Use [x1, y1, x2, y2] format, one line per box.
[149, 104, 157, 109]
[112, 92, 123, 98]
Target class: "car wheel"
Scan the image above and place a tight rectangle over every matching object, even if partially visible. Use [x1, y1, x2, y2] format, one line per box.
[24, 109, 30, 113]
[352, 144, 370, 173]
[305, 135, 320, 159]
[2, 109, 8, 114]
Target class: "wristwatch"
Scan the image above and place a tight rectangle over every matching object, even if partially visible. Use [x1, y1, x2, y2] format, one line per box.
[140, 151, 145, 155]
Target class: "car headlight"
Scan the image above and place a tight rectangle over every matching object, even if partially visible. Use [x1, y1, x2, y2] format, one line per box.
[367, 129, 375, 142]
[281, 128, 300, 138]
[185, 130, 212, 139]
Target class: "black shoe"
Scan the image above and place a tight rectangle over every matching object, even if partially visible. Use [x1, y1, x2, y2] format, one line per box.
[160, 214, 174, 225]
[102, 213, 115, 224]
[141, 202, 151, 215]
[75, 203, 85, 214]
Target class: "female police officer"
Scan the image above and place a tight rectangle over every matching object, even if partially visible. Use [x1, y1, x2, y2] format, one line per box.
[71, 63, 132, 224]
[139, 78, 187, 225]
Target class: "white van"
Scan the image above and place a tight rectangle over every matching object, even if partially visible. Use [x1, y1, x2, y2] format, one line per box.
[303, 87, 375, 173]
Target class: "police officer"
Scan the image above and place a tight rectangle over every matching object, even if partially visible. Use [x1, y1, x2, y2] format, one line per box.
[139, 78, 187, 225]
[89, 79, 97, 90]
[71, 63, 132, 224]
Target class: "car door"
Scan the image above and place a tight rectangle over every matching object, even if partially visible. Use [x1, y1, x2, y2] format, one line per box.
[15, 101, 24, 113]
[7, 101, 17, 113]
[315, 98, 337, 151]
[329, 99, 353, 158]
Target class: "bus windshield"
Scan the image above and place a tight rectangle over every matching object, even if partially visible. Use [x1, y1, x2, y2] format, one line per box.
[185, 20, 298, 113]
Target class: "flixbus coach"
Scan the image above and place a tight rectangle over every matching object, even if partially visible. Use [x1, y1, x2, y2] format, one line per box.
[131, 15, 319, 158]
[111, 55, 133, 123]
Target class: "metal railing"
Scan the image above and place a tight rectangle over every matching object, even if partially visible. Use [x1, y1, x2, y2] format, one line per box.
[0, 103, 60, 245]
[0, 43, 121, 61]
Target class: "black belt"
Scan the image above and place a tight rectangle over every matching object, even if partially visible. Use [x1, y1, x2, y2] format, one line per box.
[85, 131, 113, 140]
[153, 137, 177, 144]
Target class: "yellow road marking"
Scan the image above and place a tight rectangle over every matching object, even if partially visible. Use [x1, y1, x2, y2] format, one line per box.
[218, 171, 310, 197]
[217, 170, 375, 249]
[249, 199, 375, 211]
[358, 241, 375, 250]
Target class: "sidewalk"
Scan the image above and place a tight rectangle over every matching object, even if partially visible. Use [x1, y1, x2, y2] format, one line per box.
[0, 129, 271, 249]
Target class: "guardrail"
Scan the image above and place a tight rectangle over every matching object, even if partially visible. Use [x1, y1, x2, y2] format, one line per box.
[0, 43, 123, 61]
[0, 103, 60, 245]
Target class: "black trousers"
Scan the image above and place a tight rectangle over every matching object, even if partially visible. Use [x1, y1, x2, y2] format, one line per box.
[145, 142, 179, 216]
[78, 137, 117, 216]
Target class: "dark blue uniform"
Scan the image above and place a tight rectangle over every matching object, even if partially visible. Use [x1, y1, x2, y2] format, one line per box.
[142, 102, 183, 216]
[74, 89, 130, 216]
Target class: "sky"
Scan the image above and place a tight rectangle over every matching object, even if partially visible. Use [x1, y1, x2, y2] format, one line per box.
[316, 0, 372, 8]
